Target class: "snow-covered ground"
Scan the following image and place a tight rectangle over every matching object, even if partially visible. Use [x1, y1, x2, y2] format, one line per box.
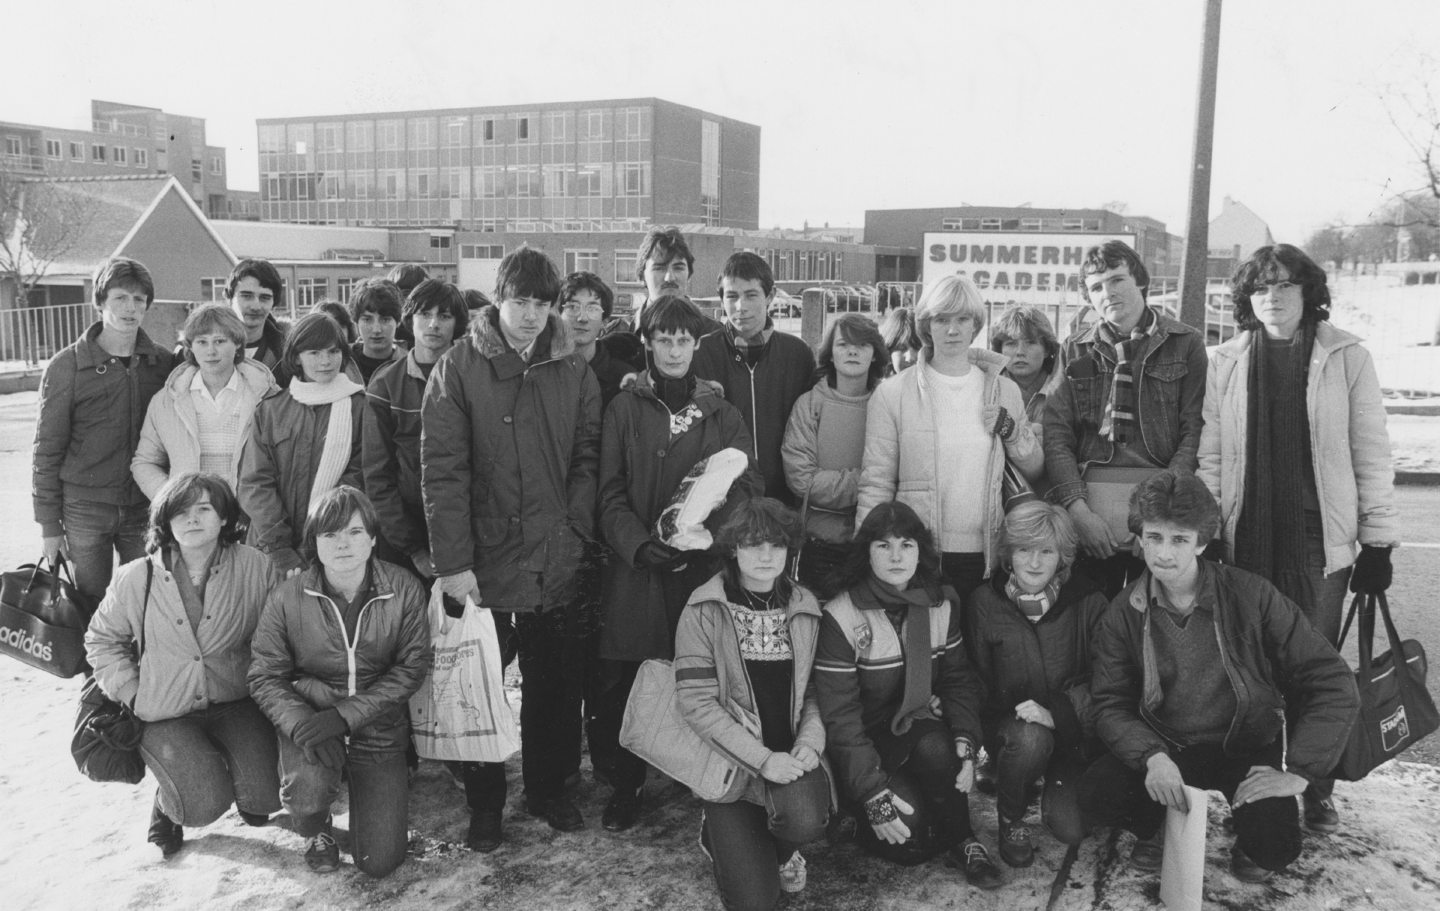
[3, 658, 1439, 911]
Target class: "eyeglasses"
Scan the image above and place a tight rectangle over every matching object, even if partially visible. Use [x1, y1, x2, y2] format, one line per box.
[1251, 281, 1298, 297]
[561, 303, 604, 317]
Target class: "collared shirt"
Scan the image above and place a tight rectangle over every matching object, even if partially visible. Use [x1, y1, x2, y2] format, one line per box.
[189, 367, 243, 411]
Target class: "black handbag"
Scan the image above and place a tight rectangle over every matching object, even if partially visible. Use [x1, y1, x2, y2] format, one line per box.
[1330, 592, 1439, 781]
[71, 562, 152, 785]
[0, 557, 95, 677]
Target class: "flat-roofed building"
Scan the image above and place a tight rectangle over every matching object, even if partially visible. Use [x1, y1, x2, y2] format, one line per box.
[0, 101, 234, 220]
[256, 98, 761, 232]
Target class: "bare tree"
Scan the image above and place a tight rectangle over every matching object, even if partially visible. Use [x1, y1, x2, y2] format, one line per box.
[1381, 53, 1440, 227]
[0, 173, 98, 311]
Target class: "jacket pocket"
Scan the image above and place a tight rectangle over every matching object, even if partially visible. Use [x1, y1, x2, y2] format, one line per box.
[1140, 361, 1188, 452]
[476, 518, 510, 547]
[1067, 376, 1106, 433]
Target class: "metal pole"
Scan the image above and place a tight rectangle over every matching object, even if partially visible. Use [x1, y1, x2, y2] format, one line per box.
[1178, 0, 1223, 332]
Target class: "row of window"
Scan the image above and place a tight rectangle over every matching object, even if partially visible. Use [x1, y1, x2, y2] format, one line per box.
[262, 163, 650, 202]
[92, 119, 148, 138]
[457, 245, 642, 286]
[757, 249, 844, 283]
[265, 108, 652, 156]
[4, 135, 223, 178]
[939, 217, 1105, 232]
[200, 276, 360, 309]
[3, 135, 153, 169]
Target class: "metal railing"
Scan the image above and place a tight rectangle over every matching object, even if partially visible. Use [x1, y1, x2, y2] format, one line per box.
[0, 303, 94, 367]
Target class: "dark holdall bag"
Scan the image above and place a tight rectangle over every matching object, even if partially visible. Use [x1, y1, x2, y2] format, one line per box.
[72, 675, 147, 784]
[0, 557, 95, 678]
[71, 561, 152, 785]
[1331, 592, 1439, 781]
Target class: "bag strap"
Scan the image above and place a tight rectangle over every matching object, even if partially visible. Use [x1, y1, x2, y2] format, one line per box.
[1371, 592, 1417, 682]
[137, 559, 154, 660]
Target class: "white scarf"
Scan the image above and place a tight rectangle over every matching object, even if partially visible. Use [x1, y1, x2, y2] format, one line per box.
[288, 375, 364, 508]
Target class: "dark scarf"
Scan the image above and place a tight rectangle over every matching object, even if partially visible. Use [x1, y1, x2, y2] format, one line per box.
[649, 367, 696, 414]
[1096, 306, 1157, 444]
[853, 575, 946, 736]
[1235, 324, 1314, 596]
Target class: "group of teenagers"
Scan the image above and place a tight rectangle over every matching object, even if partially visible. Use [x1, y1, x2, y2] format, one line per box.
[34, 224, 1397, 908]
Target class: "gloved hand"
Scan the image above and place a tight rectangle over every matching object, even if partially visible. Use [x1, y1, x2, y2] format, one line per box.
[292, 708, 348, 748]
[981, 404, 1018, 442]
[1350, 545, 1393, 594]
[635, 540, 685, 570]
[439, 570, 481, 606]
[307, 738, 347, 771]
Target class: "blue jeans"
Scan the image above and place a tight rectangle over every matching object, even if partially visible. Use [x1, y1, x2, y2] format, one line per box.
[279, 735, 410, 878]
[62, 499, 148, 605]
[989, 716, 1085, 845]
[700, 768, 830, 911]
[140, 698, 281, 826]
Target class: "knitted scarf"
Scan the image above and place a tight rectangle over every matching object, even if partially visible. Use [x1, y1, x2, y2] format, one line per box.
[1005, 576, 1061, 623]
[853, 575, 944, 736]
[288, 374, 364, 509]
[1234, 325, 1313, 595]
[1096, 306, 1157, 443]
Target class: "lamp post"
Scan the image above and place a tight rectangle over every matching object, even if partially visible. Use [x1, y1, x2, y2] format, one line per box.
[1178, 0, 1224, 332]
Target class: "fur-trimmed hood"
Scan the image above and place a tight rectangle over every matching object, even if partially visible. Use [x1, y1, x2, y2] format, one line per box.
[470, 304, 575, 362]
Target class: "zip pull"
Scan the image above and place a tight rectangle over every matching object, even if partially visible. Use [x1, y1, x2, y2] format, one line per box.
[1276, 707, 1288, 772]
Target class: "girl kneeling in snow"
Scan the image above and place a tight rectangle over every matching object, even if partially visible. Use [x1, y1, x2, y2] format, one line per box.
[674, 498, 831, 909]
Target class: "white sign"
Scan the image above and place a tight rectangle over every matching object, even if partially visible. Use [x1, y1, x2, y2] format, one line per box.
[922, 231, 1136, 303]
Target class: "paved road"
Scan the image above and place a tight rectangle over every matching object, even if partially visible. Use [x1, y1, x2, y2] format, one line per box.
[2, 390, 1438, 764]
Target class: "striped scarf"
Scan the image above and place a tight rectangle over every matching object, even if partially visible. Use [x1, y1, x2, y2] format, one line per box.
[1096, 306, 1157, 443]
[1005, 576, 1061, 622]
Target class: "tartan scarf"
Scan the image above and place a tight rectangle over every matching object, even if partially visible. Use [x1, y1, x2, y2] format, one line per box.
[1096, 306, 1158, 443]
[1005, 576, 1062, 622]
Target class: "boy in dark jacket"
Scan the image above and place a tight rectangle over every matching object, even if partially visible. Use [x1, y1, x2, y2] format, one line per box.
[592, 295, 761, 832]
[422, 249, 601, 845]
[227, 258, 287, 371]
[34, 256, 173, 602]
[692, 252, 815, 505]
[349, 278, 406, 383]
[1079, 471, 1359, 883]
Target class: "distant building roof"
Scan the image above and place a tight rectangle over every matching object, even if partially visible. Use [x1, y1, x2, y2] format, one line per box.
[20, 175, 233, 278]
[211, 220, 392, 261]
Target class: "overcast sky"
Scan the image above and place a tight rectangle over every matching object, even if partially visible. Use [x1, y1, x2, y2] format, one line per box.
[9, 0, 1439, 242]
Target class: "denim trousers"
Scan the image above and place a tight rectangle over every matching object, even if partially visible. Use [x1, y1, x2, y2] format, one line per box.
[62, 499, 148, 605]
[700, 767, 830, 911]
[1077, 743, 1302, 872]
[988, 716, 1086, 845]
[279, 734, 410, 878]
[139, 697, 281, 826]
